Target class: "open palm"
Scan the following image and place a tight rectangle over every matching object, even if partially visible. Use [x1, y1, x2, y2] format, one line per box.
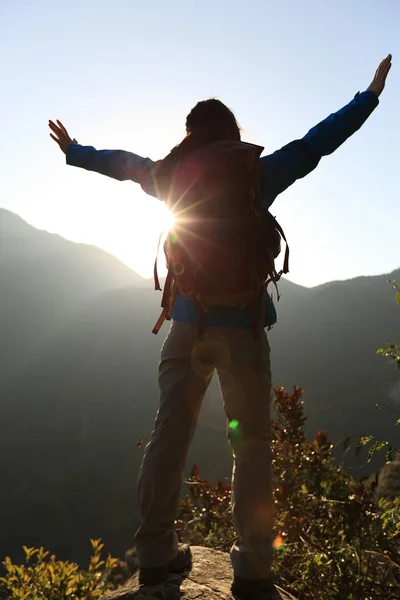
[367, 54, 392, 97]
[49, 120, 77, 154]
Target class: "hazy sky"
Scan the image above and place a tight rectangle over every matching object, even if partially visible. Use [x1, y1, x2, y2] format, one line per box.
[1, 0, 399, 286]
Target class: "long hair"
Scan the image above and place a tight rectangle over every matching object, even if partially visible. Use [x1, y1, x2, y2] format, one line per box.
[154, 99, 241, 199]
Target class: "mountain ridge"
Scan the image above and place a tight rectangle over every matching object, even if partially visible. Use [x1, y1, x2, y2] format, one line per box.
[4, 206, 399, 292]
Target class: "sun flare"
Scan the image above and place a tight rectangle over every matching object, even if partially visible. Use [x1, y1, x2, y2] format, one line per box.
[159, 203, 175, 232]
[97, 194, 176, 279]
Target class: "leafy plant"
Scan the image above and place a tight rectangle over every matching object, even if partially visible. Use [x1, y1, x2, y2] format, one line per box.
[177, 386, 400, 599]
[0, 539, 118, 600]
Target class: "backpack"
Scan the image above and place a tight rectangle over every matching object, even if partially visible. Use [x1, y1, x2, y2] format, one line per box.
[152, 140, 289, 336]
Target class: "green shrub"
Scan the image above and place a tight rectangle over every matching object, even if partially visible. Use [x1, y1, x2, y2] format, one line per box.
[0, 539, 118, 600]
[177, 386, 400, 599]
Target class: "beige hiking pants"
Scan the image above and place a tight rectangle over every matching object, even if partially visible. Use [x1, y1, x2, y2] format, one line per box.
[135, 320, 273, 580]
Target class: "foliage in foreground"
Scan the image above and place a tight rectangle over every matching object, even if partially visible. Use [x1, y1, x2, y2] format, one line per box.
[0, 539, 118, 600]
[2, 395, 399, 600]
[176, 386, 400, 600]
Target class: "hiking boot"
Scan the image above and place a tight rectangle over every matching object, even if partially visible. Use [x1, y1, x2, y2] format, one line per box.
[231, 575, 278, 599]
[168, 543, 192, 575]
[139, 544, 192, 586]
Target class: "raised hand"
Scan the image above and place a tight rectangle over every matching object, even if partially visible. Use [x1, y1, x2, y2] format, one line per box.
[49, 120, 78, 154]
[367, 54, 392, 97]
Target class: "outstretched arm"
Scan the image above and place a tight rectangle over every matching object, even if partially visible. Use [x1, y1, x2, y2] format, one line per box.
[261, 54, 392, 207]
[48, 119, 159, 197]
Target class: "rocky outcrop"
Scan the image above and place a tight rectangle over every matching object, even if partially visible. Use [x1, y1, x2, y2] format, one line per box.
[102, 546, 297, 599]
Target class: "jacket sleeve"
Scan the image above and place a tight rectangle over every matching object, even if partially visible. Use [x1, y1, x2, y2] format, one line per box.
[66, 145, 160, 198]
[261, 91, 379, 208]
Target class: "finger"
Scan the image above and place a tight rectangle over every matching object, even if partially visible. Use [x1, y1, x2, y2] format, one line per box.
[378, 61, 392, 82]
[56, 120, 70, 137]
[377, 54, 392, 76]
[48, 119, 59, 131]
[382, 62, 392, 81]
[375, 55, 390, 78]
[50, 133, 62, 147]
[380, 54, 392, 67]
[49, 121, 63, 137]
[375, 60, 386, 78]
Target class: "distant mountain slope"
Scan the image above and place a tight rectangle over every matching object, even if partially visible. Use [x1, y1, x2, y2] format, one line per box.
[0, 209, 398, 566]
[269, 269, 400, 451]
[0, 209, 142, 388]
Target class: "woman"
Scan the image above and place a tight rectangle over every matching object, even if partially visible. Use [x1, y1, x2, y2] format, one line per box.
[49, 54, 391, 600]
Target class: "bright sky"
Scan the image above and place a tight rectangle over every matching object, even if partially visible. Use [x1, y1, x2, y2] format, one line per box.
[1, 0, 399, 286]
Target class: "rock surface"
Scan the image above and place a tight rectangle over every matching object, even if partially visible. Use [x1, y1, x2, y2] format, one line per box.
[102, 546, 297, 600]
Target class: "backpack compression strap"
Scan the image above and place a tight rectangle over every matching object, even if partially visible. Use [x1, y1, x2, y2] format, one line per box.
[152, 271, 177, 335]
